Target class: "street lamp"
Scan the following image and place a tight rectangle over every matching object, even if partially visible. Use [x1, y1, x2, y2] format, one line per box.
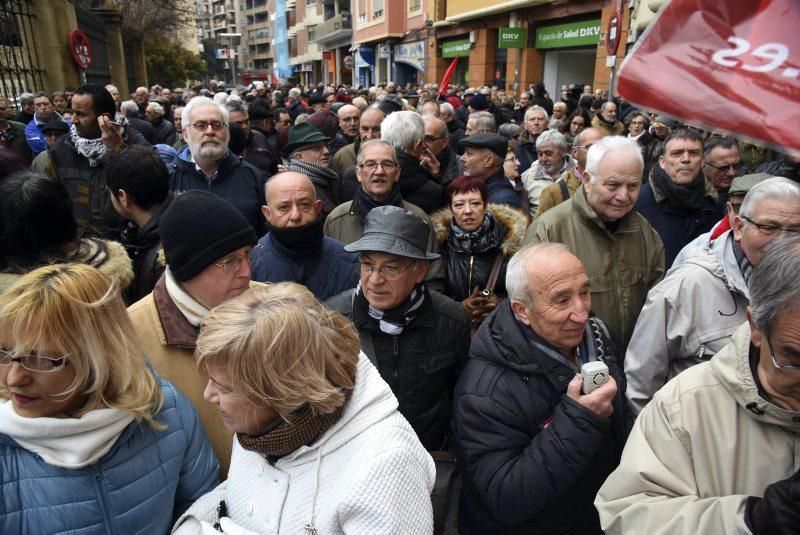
[220, 32, 242, 87]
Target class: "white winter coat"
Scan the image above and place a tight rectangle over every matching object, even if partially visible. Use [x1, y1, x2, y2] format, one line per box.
[173, 353, 436, 535]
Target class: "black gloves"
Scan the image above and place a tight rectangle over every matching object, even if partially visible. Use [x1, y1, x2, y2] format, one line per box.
[745, 469, 800, 534]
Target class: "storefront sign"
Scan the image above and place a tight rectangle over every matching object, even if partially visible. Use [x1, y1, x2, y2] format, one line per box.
[441, 38, 471, 58]
[534, 19, 601, 49]
[378, 44, 392, 59]
[498, 27, 527, 49]
[393, 40, 425, 71]
[301, 63, 313, 72]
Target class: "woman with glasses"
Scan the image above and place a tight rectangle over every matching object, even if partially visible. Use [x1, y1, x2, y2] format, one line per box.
[431, 176, 527, 331]
[0, 170, 133, 296]
[625, 111, 654, 176]
[0, 263, 218, 534]
[173, 282, 435, 534]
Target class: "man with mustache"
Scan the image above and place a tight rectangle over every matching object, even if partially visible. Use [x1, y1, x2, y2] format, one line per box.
[636, 128, 723, 265]
[169, 97, 266, 235]
[520, 129, 576, 218]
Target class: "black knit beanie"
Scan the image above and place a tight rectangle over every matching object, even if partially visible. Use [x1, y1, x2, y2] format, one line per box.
[159, 190, 257, 282]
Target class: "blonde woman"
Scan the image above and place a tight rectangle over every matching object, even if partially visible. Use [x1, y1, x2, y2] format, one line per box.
[0, 264, 218, 533]
[174, 282, 435, 534]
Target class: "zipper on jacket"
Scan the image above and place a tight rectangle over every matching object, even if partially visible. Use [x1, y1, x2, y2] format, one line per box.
[93, 465, 118, 535]
[467, 255, 474, 296]
[392, 336, 399, 389]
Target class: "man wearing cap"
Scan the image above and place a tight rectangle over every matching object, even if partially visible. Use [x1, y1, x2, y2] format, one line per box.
[625, 177, 800, 415]
[224, 100, 278, 177]
[128, 190, 263, 479]
[170, 96, 266, 235]
[325, 205, 470, 451]
[40, 119, 69, 148]
[460, 132, 525, 210]
[284, 122, 340, 216]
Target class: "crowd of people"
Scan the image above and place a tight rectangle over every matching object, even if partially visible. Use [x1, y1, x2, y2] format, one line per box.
[0, 77, 799, 534]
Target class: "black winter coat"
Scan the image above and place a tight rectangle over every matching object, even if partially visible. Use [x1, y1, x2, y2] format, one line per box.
[453, 301, 631, 534]
[120, 198, 171, 303]
[325, 287, 470, 451]
[150, 117, 177, 146]
[396, 149, 443, 214]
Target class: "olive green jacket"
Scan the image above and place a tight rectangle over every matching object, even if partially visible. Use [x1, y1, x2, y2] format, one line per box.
[524, 186, 665, 349]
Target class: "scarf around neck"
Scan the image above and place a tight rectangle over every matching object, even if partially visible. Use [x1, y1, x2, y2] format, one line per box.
[731, 236, 753, 284]
[288, 159, 339, 187]
[448, 211, 503, 254]
[165, 267, 210, 326]
[356, 184, 403, 220]
[0, 400, 134, 469]
[354, 282, 426, 335]
[651, 164, 708, 213]
[69, 126, 107, 167]
[267, 215, 325, 259]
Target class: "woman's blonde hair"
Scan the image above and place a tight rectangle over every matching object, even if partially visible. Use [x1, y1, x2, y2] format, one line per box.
[196, 282, 359, 421]
[0, 264, 164, 427]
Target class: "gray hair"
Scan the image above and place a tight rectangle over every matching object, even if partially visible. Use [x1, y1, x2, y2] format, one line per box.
[146, 102, 164, 116]
[749, 234, 800, 334]
[381, 111, 424, 154]
[19, 92, 34, 102]
[524, 105, 549, 123]
[422, 113, 447, 137]
[224, 100, 247, 115]
[468, 111, 496, 134]
[535, 129, 567, 152]
[357, 139, 398, 166]
[288, 87, 302, 100]
[439, 101, 455, 117]
[182, 96, 228, 129]
[120, 100, 138, 115]
[585, 135, 643, 179]
[740, 177, 800, 219]
[506, 243, 570, 306]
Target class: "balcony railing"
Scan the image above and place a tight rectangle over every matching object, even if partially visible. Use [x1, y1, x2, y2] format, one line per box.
[311, 11, 352, 44]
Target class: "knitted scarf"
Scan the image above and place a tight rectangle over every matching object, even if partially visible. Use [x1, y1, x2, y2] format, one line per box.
[651, 164, 708, 213]
[69, 125, 107, 167]
[355, 184, 403, 220]
[731, 236, 753, 284]
[236, 388, 353, 463]
[288, 159, 340, 212]
[267, 215, 325, 259]
[354, 282, 426, 335]
[447, 212, 502, 254]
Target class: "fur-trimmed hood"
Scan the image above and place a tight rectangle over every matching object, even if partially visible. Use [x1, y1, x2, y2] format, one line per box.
[430, 203, 527, 256]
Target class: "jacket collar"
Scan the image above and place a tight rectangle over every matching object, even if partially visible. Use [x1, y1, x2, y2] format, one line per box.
[572, 185, 642, 237]
[152, 274, 199, 348]
[681, 230, 749, 298]
[352, 287, 436, 331]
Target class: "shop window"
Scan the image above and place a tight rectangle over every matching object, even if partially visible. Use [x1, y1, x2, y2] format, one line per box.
[494, 46, 507, 90]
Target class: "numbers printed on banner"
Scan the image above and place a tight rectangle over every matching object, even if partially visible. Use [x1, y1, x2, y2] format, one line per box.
[711, 37, 797, 78]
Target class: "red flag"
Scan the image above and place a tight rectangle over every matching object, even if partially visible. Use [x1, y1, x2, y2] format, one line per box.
[617, 0, 800, 157]
[439, 56, 460, 97]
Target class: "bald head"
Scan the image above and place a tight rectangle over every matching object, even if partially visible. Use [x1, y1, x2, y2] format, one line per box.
[359, 107, 385, 142]
[337, 104, 361, 138]
[262, 172, 322, 228]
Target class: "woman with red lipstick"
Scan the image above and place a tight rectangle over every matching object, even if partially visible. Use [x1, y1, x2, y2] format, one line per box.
[0, 263, 218, 534]
[431, 176, 527, 330]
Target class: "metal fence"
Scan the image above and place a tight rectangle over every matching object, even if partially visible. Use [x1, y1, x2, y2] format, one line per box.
[0, 0, 44, 103]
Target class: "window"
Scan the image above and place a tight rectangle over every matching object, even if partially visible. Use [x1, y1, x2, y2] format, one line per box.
[307, 25, 316, 41]
[408, 0, 421, 12]
[373, 0, 383, 18]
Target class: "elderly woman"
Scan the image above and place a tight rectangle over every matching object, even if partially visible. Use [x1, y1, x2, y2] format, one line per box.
[431, 176, 526, 329]
[0, 264, 218, 533]
[174, 282, 435, 534]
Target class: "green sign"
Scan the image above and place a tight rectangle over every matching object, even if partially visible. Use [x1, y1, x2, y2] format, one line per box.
[534, 19, 601, 49]
[441, 38, 471, 58]
[498, 27, 527, 49]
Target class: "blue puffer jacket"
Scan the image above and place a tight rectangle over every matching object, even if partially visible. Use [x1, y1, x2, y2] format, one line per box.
[24, 113, 70, 156]
[250, 232, 359, 301]
[0, 380, 219, 535]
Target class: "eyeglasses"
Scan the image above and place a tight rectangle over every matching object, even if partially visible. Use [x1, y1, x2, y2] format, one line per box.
[573, 143, 595, 150]
[768, 336, 800, 373]
[0, 349, 70, 373]
[189, 120, 227, 132]
[213, 245, 261, 273]
[358, 261, 415, 281]
[358, 160, 398, 172]
[741, 215, 800, 237]
[705, 160, 741, 172]
[423, 134, 446, 143]
[504, 157, 517, 163]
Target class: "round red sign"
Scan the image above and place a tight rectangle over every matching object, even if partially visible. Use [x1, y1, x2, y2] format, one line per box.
[69, 29, 92, 69]
[606, 10, 621, 56]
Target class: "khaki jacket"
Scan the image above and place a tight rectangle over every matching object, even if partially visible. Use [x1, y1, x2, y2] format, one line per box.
[535, 167, 583, 218]
[591, 115, 625, 137]
[596, 323, 800, 534]
[525, 186, 665, 349]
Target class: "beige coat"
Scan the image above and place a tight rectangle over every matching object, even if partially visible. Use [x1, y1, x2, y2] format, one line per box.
[596, 323, 800, 534]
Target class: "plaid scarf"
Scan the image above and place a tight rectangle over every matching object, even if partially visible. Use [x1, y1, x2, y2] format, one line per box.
[731, 237, 753, 284]
[69, 125, 107, 167]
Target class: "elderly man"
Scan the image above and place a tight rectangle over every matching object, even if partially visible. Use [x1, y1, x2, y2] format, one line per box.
[597, 235, 800, 535]
[284, 122, 340, 215]
[326, 205, 470, 451]
[526, 136, 665, 350]
[24, 92, 68, 156]
[637, 128, 723, 265]
[439, 101, 464, 153]
[511, 91, 532, 123]
[105, 84, 121, 110]
[381, 110, 442, 213]
[460, 133, 523, 209]
[13, 92, 34, 124]
[120, 99, 156, 144]
[625, 177, 800, 414]
[520, 130, 576, 218]
[133, 86, 149, 119]
[536, 127, 604, 217]
[287, 87, 307, 120]
[513, 105, 548, 173]
[128, 190, 260, 479]
[453, 243, 630, 534]
[703, 135, 740, 203]
[591, 101, 625, 137]
[38, 84, 148, 239]
[329, 104, 360, 157]
[465, 111, 496, 137]
[423, 114, 463, 186]
[170, 96, 265, 235]
[145, 102, 177, 145]
[0, 98, 32, 164]
[171, 104, 186, 150]
[224, 100, 278, 176]
[330, 106, 384, 178]
[250, 171, 357, 300]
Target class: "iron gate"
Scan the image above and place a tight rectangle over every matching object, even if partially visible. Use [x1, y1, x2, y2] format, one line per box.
[0, 0, 44, 102]
[75, 3, 112, 87]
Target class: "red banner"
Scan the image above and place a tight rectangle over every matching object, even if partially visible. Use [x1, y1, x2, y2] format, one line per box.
[439, 56, 460, 97]
[617, 0, 800, 156]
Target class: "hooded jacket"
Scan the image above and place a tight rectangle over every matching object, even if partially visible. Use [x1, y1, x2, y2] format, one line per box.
[431, 203, 527, 301]
[597, 322, 800, 534]
[625, 230, 749, 414]
[169, 147, 266, 235]
[453, 301, 630, 534]
[172, 354, 436, 535]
